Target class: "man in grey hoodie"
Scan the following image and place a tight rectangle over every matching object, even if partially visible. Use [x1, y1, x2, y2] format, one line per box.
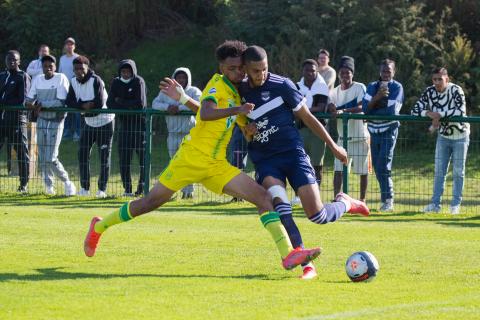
[152, 67, 201, 199]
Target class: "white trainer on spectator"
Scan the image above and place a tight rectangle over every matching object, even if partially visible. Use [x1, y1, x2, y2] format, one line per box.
[78, 188, 90, 196]
[46, 186, 55, 195]
[379, 198, 394, 212]
[291, 196, 302, 206]
[423, 203, 441, 213]
[450, 205, 461, 215]
[65, 181, 77, 196]
[96, 190, 107, 198]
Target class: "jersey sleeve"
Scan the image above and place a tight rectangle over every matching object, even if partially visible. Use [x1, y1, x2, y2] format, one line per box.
[235, 114, 248, 127]
[200, 75, 223, 106]
[281, 78, 306, 112]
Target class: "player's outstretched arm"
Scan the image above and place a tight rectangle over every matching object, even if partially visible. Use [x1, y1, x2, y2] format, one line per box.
[159, 77, 199, 113]
[200, 100, 254, 121]
[296, 104, 348, 164]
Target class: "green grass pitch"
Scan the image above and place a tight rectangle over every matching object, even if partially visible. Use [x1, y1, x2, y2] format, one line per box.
[0, 195, 479, 319]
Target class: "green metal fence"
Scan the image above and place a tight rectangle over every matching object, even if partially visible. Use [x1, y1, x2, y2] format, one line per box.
[1, 105, 479, 213]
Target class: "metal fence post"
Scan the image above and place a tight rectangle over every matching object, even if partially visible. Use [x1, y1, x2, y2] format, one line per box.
[342, 113, 349, 194]
[144, 109, 153, 195]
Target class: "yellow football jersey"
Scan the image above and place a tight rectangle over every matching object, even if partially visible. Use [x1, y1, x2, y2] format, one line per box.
[184, 73, 246, 160]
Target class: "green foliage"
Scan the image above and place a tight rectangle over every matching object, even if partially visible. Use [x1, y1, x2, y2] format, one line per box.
[221, 0, 479, 112]
[0, 0, 71, 59]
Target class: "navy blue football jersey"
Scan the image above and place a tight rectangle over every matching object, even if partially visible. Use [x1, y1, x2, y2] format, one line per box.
[239, 73, 306, 163]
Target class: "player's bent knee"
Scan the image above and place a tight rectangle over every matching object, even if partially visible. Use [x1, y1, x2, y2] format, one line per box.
[267, 185, 289, 203]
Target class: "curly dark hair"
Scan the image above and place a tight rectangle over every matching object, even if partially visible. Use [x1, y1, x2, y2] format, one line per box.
[215, 40, 247, 62]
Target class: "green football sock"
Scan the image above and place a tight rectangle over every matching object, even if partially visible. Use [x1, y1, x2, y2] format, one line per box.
[94, 201, 133, 234]
[260, 211, 293, 259]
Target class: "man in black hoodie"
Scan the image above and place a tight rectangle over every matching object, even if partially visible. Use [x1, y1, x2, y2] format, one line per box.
[0, 50, 31, 192]
[106, 59, 147, 196]
[66, 55, 115, 198]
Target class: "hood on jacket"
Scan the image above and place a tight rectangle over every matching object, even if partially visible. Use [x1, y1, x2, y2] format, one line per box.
[172, 67, 192, 90]
[118, 59, 138, 78]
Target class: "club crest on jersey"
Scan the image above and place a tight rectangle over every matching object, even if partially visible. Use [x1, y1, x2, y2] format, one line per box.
[261, 91, 270, 101]
[208, 87, 217, 94]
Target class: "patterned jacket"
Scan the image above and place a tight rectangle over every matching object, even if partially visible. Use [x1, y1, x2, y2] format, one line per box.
[411, 83, 469, 139]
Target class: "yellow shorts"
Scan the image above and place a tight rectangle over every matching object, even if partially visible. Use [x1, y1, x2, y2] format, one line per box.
[158, 143, 241, 194]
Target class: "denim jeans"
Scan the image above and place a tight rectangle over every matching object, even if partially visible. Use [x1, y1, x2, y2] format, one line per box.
[370, 127, 398, 202]
[431, 134, 469, 207]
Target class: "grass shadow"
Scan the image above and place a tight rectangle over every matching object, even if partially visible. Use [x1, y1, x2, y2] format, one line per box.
[0, 267, 288, 282]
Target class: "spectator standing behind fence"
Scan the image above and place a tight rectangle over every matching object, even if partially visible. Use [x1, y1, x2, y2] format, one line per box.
[25, 55, 77, 196]
[66, 55, 114, 198]
[411, 67, 469, 215]
[328, 56, 369, 203]
[0, 50, 31, 193]
[228, 124, 248, 202]
[26, 44, 50, 80]
[317, 49, 336, 91]
[107, 59, 147, 197]
[362, 59, 403, 212]
[59, 37, 81, 142]
[292, 59, 329, 205]
[152, 67, 201, 199]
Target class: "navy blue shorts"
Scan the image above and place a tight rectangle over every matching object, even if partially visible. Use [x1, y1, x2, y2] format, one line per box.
[254, 148, 317, 191]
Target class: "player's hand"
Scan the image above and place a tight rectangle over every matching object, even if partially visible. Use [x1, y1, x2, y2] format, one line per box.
[327, 103, 337, 114]
[244, 122, 257, 135]
[160, 77, 182, 101]
[332, 145, 348, 165]
[238, 103, 255, 115]
[167, 104, 179, 115]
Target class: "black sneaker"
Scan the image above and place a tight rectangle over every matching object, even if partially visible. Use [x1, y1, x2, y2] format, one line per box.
[17, 185, 28, 193]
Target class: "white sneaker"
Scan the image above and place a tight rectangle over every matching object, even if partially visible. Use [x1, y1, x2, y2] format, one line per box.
[423, 203, 441, 213]
[77, 188, 90, 196]
[450, 205, 460, 215]
[291, 196, 301, 206]
[379, 199, 394, 212]
[96, 190, 107, 198]
[46, 186, 56, 195]
[64, 181, 77, 196]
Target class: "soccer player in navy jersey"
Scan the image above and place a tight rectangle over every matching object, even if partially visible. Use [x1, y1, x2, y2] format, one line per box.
[159, 45, 369, 279]
[238, 46, 370, 278]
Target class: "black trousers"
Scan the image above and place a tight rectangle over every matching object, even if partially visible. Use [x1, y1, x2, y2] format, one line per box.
[0, 122, 29, 187]
[118, 127, 145, 194]
[78, 121, 114, 191]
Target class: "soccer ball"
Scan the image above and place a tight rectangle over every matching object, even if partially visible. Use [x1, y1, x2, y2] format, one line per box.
[345, 251, 379, 282]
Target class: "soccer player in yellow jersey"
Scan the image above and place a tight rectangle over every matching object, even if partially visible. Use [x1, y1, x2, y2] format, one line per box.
[84, 40, 321, 271]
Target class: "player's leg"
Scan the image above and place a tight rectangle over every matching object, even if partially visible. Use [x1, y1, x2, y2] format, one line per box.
[292, 149, 369, 223]
[84, 181, 175, 257]
[221, 172, 320, 270]
[263, 177, 317, 279]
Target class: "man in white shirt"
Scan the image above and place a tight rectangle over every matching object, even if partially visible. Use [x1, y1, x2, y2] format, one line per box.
[59, 37, 81, 141]
[296, 59, 329, 188]
[328, 56, 369, 202]
[66, 55, 114, 198]
[25, 55, 76, 196]
[26, 44, 50, 79]
[317, 49, 336, 91]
